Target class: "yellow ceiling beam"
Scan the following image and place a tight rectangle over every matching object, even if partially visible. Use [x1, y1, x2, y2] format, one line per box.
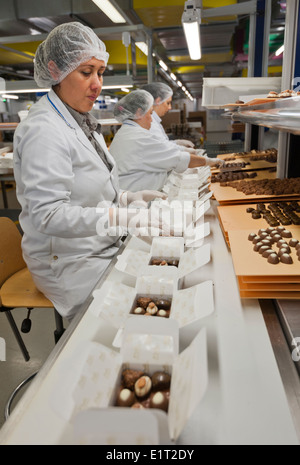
[105, 40, 148, 66]
[169, 51, 233, 64]
[172, 65, 205, 74]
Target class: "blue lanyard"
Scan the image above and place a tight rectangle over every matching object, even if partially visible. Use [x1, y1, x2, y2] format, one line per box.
[47, 94, 74, 129]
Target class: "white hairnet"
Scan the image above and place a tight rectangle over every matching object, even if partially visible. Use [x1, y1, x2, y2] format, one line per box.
[34, 22, 109, 87]
[114, 90, 154, 123]
[141, 82, 173, 105]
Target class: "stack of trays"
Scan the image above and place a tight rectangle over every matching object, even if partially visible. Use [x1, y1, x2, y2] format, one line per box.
[229, 228, 300, 299]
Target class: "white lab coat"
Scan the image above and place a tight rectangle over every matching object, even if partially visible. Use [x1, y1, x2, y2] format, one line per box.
[109, 119, 190, 192]
[150, 111, 192, 152]
[13, 89, 121, 319]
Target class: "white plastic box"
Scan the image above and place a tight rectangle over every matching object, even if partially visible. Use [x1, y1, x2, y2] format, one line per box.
[51, 318, 208, 444]
[202, 77, 282, 109]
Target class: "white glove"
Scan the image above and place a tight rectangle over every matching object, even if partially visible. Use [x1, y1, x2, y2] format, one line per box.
[175, 139, 195, 148]
[204, 157, 225, 168]
[98, 207, 173, 237]
[120, 190, 167, 208]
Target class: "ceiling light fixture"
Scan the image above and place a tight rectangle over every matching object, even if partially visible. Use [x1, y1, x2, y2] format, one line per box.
[92, 0, 126, 23]
[1, 94, 19, 99]
[182, 0, 202, 61]
[136, 42, 148, 56]
[275, 45, 285, 57]
[159, 60, 168, 72]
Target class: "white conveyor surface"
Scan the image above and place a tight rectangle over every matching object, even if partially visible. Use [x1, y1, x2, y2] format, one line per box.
[0, 202, 299, 445]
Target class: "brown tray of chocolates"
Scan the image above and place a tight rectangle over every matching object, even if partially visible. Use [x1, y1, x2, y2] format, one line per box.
[130, 295, 172, 319]
[217, 201, 300, 248]
[114, 367, 171, 412]
[212, 177, 300, 205]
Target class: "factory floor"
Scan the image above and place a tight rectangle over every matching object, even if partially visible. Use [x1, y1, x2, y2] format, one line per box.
[0, 182, 69, 430]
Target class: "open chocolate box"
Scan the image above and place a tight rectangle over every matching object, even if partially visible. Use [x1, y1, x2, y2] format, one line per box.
[115, 237, 211, 286]
[56, 318, 208, 444]
[89, 275, 214, 344]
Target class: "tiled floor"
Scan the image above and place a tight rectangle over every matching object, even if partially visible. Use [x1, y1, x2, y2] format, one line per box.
[0, 184, 69, 429]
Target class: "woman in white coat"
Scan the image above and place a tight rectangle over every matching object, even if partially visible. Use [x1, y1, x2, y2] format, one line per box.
[109, 89, 222, 192]
[13, 23, 165, 320]
[141, 82, 196, 153]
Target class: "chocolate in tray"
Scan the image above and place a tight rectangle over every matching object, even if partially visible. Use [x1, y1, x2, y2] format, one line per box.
[114, 367, 171, 412]
[130, 295, 172, 319]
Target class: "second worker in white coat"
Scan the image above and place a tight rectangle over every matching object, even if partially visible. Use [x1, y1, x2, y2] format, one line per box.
[109, 89, 223, 192]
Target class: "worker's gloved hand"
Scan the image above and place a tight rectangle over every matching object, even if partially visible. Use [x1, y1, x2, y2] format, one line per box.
[120, 190, 167, 208]
[204, 157, 225, 168]
[97, 207, 173, 237]
[181, 146, 197, 155]
[175, 139, 195, 148]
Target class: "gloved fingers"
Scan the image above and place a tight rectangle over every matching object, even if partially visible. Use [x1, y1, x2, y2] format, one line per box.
[127, 200, 149, 208]
[175, 139, 195, 148]
[139, 190, 167, 203]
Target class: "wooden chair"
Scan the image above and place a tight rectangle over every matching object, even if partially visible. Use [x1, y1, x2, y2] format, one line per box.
[0, 216, 65, 362]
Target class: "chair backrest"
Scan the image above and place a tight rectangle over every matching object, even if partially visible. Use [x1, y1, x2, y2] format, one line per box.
[0, 217, 26, 287]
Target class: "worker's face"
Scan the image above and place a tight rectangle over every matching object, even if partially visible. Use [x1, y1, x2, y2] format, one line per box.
[55, 58, 106, 113]
[136, 106, 153, 130]
[155, 96, 172, 117]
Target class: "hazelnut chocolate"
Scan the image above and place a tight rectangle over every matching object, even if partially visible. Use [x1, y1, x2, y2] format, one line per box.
[134, 376, 152, 398]
[146, 302, 158, 315]
[122, 369, 145, 390]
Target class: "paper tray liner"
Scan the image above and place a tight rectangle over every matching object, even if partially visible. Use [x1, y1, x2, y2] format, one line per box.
[241, 275, 300, 284]
[239, 290, 300, 300]
[238, 277, 300, 292]
[229, 229, 300, 278]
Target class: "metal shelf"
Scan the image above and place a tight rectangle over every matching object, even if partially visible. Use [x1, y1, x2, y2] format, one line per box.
[230, 97, 300, 135]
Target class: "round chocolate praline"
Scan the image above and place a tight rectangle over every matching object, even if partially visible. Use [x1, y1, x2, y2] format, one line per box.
[280, 254, 293, 264]
[254, 242, 264, 252]
[281, 230, 293, 238]
[259, 246, 271, 255]
[248, 233, 257, 242]
[290, 239, 300, 248]
[262, 249, 275, 259]
[268, 253, 280, 265]
[151, 372, 171, 391]
[116, 388, 136, 407]
[149, 391, 169, 412]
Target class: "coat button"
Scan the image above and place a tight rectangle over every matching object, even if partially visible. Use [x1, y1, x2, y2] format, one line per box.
[53, 255, 58, 260]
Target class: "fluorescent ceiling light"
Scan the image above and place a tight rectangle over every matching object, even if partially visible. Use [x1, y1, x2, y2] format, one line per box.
[182, 1, 202, 61]
[159, 60, 168, 71]
[92, 0, 126, 23]
[177, 81, 183, 87]
[0, 88, 50, 94]
[136, 42, 148, 56]
[121, 87, 131, 93]
[2, 94, 19, 99]
[102, 84, 133, 90]
[170, 73, 177, 81]
[182, 21, 201, 60]
[275, 45, 284, 57]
